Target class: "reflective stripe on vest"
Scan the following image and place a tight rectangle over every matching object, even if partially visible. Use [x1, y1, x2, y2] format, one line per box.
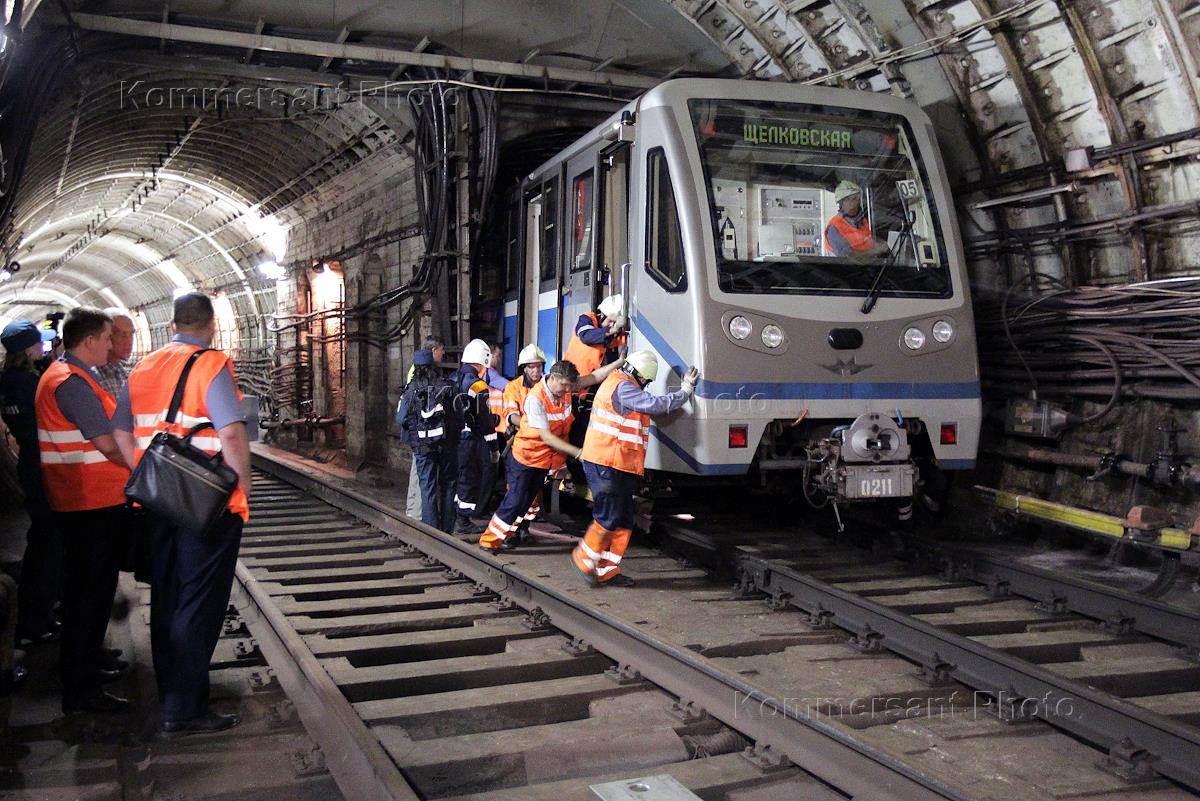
[127, 343, 249, 521]
[33, 360, 128, 512]
[580, 372, 650, 476]
[825, 213, 874, 253]
[511, 380, 573, 470]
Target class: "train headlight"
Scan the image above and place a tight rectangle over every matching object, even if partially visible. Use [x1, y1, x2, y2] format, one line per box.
[932, 320, 954, 343]
[729, 315, 752, 340]
[761, 324, 784, 349]
[902, 327, 926, 350]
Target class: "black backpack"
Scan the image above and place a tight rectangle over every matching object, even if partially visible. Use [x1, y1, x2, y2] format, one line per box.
[412, 379, 454, 449]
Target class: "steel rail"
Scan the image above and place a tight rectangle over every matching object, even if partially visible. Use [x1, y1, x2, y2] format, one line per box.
[231, 560, 422, 801]
[734, 550, 1200, 792]
[935, 546, 1200, 655]
[250, 452, 969, 801]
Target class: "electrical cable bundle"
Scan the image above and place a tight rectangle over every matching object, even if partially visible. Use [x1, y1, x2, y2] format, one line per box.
[976, 275, 1200, 420]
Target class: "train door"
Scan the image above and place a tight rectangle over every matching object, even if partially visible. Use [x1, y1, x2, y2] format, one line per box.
[594, 142, 631, 310]
[535, 174, 561, 359]
[501, 197, 521, 377]
[560, 158, 597, 354]
[521, 188, 542, 356]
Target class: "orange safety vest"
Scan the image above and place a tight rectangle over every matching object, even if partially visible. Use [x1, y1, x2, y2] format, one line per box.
[487, 385, 504, 426]
[824, 213, 875, 254]
[580, 371, 650, 476]
[127, 342, 249, 521]
[563, 311, 627, 377]
[34, 360, 129, 512]
[512, 380, 574, 471]
[499, 376, 533, 434]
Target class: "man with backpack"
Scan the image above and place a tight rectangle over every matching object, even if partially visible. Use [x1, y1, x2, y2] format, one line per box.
[396, 349, 460, 532]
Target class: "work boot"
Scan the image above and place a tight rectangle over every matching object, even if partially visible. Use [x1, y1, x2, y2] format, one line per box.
[63, 691, 130, 715]
[453, 516, 478, 534]
[514, 522, 531, 544]
[602, 574, 636, 588]
[161, 711, 241, 737]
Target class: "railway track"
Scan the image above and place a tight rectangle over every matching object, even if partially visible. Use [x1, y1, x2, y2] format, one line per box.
[236, 449, 1200, 801]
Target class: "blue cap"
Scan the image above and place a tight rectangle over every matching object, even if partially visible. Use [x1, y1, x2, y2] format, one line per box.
[412, 349, 434, 366]
[1, 320, 40, 352]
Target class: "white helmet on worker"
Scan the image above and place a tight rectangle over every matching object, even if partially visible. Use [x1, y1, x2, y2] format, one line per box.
[461, 338, 492, 366]
[598, 294, 624, 320]
[517, 344, 546, 366]
[624, 350, 658, 384]
[834, 180, 862, 203]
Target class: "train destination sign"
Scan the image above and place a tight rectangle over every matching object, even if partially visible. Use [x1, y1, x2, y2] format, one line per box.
[742, 123, 853, 149]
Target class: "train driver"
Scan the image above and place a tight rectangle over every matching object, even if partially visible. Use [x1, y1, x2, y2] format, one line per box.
[825, 181, 888, 257]
[571, 351, 699, 587]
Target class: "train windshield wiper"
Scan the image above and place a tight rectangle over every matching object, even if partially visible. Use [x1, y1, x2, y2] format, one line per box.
[860, 213, 915, 315]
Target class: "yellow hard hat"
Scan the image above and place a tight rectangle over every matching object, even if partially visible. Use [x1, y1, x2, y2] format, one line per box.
[834, 180, 862, 203]
[625, 350, 658, 383]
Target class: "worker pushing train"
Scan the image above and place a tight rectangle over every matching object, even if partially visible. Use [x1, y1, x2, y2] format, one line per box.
[571, 351, 699, 587]
[479, 357, 621, 553]
[563, 294, 627, 456]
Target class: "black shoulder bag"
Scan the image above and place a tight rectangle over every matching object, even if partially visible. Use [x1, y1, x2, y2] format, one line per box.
[125, 348, 239, 535]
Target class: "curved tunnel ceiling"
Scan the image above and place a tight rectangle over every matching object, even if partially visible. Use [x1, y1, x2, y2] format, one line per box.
[1, 0, 1197, 324]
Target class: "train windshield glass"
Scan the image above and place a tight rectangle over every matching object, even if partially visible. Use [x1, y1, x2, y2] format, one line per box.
[690, 99, 952, 298]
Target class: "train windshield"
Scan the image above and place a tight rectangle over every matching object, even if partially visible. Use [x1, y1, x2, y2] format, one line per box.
[690, 99, 953, 299]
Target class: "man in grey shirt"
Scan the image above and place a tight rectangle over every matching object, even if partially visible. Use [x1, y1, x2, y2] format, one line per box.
[94, 309, 135, 397]
[34, 307, 132, 715]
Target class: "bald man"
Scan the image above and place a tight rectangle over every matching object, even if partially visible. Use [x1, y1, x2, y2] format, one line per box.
[95, 309, 135, 397]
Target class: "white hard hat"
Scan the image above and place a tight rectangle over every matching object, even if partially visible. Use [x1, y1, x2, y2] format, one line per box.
[625, 350, 658, 383]
[461, 338, 492, 366]
[598, 294, 624, 319]
[834, 180, 862, 203]
[517, 344, 546, 366]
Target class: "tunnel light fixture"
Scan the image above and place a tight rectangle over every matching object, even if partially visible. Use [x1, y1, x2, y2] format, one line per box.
[0, 270, 11, 282]
[257, 260, 285, 281]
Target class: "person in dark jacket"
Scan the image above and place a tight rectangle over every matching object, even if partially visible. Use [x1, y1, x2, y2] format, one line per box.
[397, 349, 460, 532]
[449, 339, 500, 533]
[0, 321, 61, 644]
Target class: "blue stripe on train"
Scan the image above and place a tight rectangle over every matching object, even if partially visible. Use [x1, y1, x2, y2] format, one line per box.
[632, 310, 981, 401]
[537, 306, 558, 362]
[503, 313, 518, 377]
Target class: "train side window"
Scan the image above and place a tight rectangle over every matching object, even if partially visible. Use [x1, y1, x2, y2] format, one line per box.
[645, 148, 686, 292]
[571, 170, 594, 273]
[540, 179, 559, 283]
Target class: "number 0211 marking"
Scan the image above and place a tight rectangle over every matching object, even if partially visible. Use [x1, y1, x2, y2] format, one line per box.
[860, 478, 894, 496]
[896, 179, 919, 199]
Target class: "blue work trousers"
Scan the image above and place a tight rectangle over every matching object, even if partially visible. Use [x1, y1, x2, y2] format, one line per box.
[149, 509, 243, 722]
[583, 460, 639, 531]
[413, 445, 458, 533]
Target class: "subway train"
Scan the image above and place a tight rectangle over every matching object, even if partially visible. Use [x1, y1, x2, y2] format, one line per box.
[498, 78, 981, 503]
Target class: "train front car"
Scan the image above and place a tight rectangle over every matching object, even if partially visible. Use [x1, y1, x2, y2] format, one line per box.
[627, 80, 980, 505]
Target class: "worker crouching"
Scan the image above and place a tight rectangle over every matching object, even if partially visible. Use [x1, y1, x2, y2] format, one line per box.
[571, 351, 699, 587]
[479, 357, 619, 552]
